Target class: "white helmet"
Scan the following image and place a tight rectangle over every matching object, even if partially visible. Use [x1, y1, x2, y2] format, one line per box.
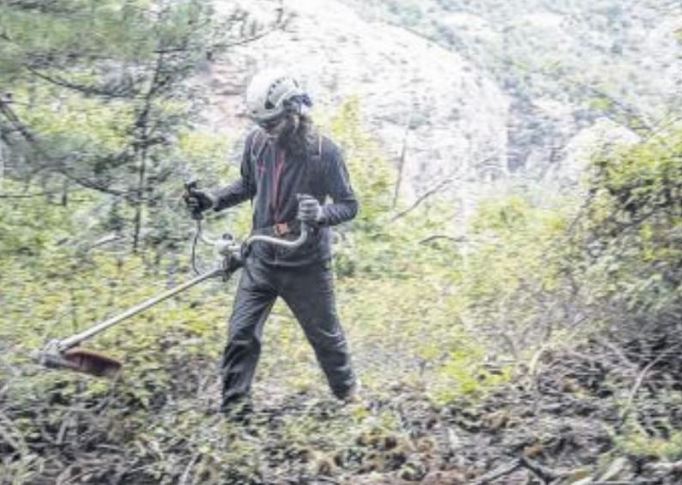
[245, 69, 310, 123]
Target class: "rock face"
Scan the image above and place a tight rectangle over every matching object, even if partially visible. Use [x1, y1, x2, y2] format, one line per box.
[202, 0, 680, 219]
[205, 0, 509, 202]
[548, 118, 641, 192]
[336, 0, 682, 188]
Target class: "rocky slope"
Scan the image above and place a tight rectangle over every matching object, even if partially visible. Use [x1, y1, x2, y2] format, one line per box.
[338, 0, 681, 190]
[198, 0, 680, 221]
[203, 0, 509, 206]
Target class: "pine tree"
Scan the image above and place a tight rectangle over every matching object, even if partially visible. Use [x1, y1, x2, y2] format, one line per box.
[0, 0, 285, 251]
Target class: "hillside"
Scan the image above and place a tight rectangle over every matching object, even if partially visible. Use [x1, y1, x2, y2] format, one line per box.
[1, 1, 681, 484]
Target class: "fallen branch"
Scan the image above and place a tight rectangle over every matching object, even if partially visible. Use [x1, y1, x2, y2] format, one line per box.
[618, 344, 681, 425]
[519, 456, 559, 483]
[178, 451, 202, 485]
[472, 459, 522, 484]
[644, 460, 682, 474]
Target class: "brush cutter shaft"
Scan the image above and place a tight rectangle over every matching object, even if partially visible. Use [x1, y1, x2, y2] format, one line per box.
[53, 222, 309, 352]
[57, 267, 223, 351]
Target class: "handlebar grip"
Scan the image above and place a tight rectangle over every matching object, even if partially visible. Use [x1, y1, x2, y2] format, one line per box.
[185, 179, 199, 193]
[184, 179, 204, 220]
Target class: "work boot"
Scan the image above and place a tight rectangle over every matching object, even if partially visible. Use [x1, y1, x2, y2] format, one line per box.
[339, 379, 362, 404]
[221, 397, 254, 424]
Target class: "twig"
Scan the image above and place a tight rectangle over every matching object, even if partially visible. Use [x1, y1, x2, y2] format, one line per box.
[179, 451, 201, 485]
[0, 191, 63, 198]
[392, 112, 413, 209]
[0, 420, 20, 452]
[0, 411, 27, 455]
[596, 338, 638, 371]
[418, 234, 466, 245]
[26, 66, 136, 99]
[0, 96, 35, 142]
[390, 155, 495, 222]
[519, 456, 558, 483]
[473, 458, 522, 484]
[213, 2, 288, 51]
[389, 175, 455, 222]
[644, 460, 682, 474]
[56, 412, 72, 445]
[87, 234, 124, 251]
[618, 344, 681, 425]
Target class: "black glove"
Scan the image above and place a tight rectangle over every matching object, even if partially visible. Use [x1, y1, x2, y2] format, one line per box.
[183, 183, 215, 219]
[297, 193, 324, 225]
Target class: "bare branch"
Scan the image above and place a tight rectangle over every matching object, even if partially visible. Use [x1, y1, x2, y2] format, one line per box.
[25, 66, 137, 99]
[389, 176, 454, 222]
[519, 456, 559, 483]
[472, 459, 522, 484]
[0, 97, 36, 142]
[418, 234, 466, 245]
[618, 342, 682, 425]
[392, 112, 413, 209]
[390, 154, 499, 222]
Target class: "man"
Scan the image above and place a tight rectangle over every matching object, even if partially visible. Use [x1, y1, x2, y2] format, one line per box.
[185, 69, 359, 416]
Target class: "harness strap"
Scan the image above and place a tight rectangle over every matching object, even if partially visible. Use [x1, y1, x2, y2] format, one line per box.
[305, 133, 325, 196]
[250, 129, 269, 165]
[252, 219, 302, 238]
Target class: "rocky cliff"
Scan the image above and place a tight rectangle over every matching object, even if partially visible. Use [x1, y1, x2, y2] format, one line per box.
[202, 0, 680, 215]
[204, 0, 509, 207]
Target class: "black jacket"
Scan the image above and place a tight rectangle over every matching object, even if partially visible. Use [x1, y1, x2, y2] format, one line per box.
[212, 129, 358, 266]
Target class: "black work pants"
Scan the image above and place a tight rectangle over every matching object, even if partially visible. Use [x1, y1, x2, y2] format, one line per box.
[220, 258, 355, 410]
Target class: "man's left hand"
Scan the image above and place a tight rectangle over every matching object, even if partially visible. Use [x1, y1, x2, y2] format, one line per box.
[297, 194, 325, 225]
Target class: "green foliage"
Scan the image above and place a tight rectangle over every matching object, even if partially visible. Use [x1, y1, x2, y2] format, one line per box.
[327, 98, 394, 233]
[17, 88, 134, 156]
[2, 29, 681, 477]
[428, 343, 513, 404]
[0, 1, 153, 77]
[589, 97, 615, 113]
[0, 181, 77, 256]
[615, 414, 682, 461]
[322, 98, 465, 283]
[450, 193, 574, 358]
[0, 0, 276, 252]
[319, 99, 512, 399]
[579, 127, 682, 322]
[442, 125, 682, 363]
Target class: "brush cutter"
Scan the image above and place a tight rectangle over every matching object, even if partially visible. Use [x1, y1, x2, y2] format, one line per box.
[34, 184, 311, 377]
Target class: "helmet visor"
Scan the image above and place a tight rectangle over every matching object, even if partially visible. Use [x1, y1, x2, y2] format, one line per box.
[257, 113, 288, 132]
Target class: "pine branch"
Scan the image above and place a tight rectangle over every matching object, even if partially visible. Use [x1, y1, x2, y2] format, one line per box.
[0, 98, 35, 143]
[26, 66, 137, 99]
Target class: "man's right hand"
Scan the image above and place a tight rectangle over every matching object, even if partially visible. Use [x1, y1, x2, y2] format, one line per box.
[183, 186, 215, 217]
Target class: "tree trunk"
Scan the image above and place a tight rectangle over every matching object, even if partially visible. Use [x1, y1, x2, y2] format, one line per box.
[132, 144, 147, 253]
